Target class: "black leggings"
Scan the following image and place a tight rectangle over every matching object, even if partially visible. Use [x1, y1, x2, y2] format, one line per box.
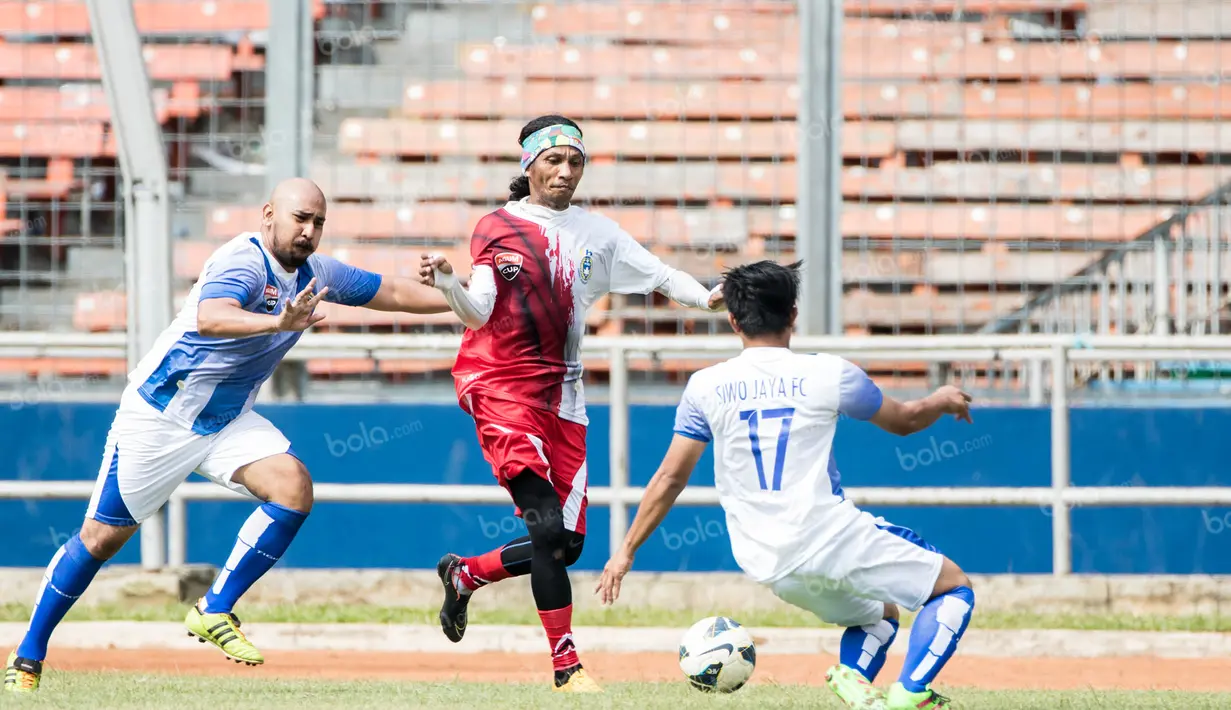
[499, 472, 584, 611]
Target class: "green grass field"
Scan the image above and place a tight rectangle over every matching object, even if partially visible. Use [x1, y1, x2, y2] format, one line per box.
[0, 675, 1228, 710]
[3, 601, 1229, 632]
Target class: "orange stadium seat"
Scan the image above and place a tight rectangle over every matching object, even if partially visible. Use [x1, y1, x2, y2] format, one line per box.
[608, 290, 1030, 329]
[1084, 1, 1231, 39]
[0, 358, 125, 377]
[529, 7, 984, 46]
[896, 120, 1231, 155]
[401, 79, 802, 121]
[0, 42, 259, 81]
[0, 84, 203, 123]
[851, 1, 1085, 10]
[0, 0, 325, 34]
[834, 204, 1167, 242]
[459, 40, 1230, 82]
[206, 202, 750, 248]
[400, 79, 1231, 123]
[0, 164, 78, 201]
[843, 164, 1231, 203]
[0, 120, 105, 158]
[337, 118, 895, 160]
[662, 246, 1098, 286]
[310, 161, 1231, 204]
[957, 84, 1231, 121]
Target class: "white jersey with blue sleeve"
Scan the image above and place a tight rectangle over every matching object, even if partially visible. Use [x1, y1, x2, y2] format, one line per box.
[672, 347, 884, 583]
[126, 233, 382, 435]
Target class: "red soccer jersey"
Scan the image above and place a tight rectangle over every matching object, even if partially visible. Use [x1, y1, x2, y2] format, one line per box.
[452, 198, 676, 426]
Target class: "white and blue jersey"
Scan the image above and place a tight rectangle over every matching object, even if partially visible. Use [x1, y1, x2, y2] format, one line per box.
[673, 347, 885, 583]
[127, 233, 381, 435]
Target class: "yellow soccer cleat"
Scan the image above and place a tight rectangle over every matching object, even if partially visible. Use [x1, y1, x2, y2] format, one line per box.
[184, 600, 265, 666]
[552, 666, 603, 693]
[826, 664, 887, 709]
[4, 650, 42, 694]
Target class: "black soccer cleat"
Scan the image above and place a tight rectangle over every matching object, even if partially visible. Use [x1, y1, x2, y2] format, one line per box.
[437, 553, 471, 643]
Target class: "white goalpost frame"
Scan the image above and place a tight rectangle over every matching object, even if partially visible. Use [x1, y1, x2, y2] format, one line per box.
[6, 333, 1231, 575]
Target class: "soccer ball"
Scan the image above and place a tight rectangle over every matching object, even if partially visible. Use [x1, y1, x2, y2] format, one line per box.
[677, 616, 757, 693]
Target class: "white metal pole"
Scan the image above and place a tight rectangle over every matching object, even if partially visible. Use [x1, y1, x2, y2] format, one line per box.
[608, 346, 630, 557]
[167, 494, 187, 568]
[85, 0, 172, 571]
[1050, 344, 1072, 575]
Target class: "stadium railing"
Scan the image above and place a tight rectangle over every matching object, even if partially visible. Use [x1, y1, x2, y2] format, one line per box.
[3, 332, 1231, 575]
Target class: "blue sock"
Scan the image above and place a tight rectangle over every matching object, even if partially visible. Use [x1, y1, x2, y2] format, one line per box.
[18, 534, 105, 661]
[898, 586, 975, 692]
[202, 502, 307, 614]
[840, 618, 899, 681]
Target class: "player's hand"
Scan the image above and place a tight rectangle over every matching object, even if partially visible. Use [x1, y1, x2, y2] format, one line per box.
[275, 277, 328, 332]
[418, 253, 453, 287]
[706, 282, 725, 311]
[935, 385, 973, 423]
[594, 550, 634, 605]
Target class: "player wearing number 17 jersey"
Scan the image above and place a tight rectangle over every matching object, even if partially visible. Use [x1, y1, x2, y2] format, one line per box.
[597, 260, 978, 710]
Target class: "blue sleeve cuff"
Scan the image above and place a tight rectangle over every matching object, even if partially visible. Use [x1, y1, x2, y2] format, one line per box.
[674, 429, 712, 443]
[838, 360, 885, 421]
[198, 282, 250, 304]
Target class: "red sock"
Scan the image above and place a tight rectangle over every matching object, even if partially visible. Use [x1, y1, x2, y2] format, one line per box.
[458, 549, 511, 591]
[538, 605, 579, 671]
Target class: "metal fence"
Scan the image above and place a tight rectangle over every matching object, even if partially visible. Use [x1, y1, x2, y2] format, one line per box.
[5, 332, 1231, 573]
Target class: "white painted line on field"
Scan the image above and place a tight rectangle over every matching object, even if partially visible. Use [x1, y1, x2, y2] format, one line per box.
[1, 622, 1229, 658]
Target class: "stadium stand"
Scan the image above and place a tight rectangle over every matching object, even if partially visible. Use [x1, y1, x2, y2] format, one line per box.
[4, 0, 1229, 391]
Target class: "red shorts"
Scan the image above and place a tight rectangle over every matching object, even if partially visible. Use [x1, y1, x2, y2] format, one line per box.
[462, 392, 589, 534]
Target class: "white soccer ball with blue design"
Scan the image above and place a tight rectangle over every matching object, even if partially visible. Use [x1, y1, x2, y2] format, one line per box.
[678, 616, 757, 692]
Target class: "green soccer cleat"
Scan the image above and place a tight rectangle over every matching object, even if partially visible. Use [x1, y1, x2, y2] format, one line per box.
[886, 682, 950, 709]
[184, 600, 265, 666]
[825, 664, 887, 709]
[4, 650, 42, 694]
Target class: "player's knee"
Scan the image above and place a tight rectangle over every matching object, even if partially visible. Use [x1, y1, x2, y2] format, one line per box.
[79, 518, 137, 561]
[524, 506, 568, 557]
[248, 457, 315, 511]
[930, 557, 973, 600]
[563, 531, 585, 567]
[881, 603, 900, 622]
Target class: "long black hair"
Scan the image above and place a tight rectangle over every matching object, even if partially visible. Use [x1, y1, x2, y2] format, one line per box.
[508, 114, 582, 201]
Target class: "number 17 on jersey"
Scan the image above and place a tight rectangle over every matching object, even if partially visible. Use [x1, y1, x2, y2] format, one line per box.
[739, 407, 795, 492]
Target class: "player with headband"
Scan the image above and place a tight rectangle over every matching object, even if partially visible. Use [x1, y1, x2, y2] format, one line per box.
[418, 115, 725, 693]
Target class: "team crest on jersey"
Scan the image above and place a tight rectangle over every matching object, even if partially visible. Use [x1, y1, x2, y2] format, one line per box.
[264, 284, 279, 312]
[495, 252, 523, 281]
[580, 249, 593, 283]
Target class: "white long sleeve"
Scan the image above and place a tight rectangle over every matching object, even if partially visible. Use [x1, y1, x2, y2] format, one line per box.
[434, 264, 496, 329]
[658, 269, 724, 312]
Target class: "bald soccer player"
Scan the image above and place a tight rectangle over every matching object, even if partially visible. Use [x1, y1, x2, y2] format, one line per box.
[4, 178, 453, 694]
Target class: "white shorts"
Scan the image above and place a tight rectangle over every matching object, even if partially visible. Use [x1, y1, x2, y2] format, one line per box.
[85, 388, 296, 526]
[767, 504, 945, 628]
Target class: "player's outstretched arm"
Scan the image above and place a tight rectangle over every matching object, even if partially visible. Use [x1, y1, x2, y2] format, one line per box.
[595, 434, 707, 605]
[607, 228, 725, 311]
[198, 278, 328, 337]
[870, 385, 973, 437]
[361, 277, 459, 314]
[418, 253, 496, 330]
